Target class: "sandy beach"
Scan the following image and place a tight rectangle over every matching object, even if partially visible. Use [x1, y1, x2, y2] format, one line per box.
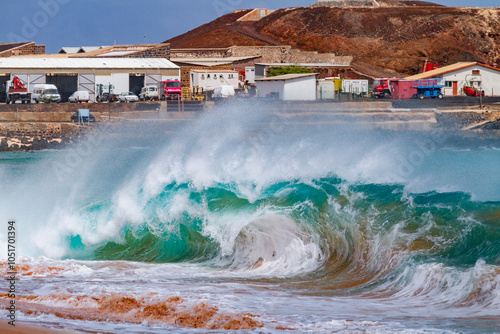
[0, 322, 76, 333]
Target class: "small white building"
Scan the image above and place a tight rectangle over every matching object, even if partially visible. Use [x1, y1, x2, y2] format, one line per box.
[405, 62, 500, 97]
[190, 69, 239, 91]
[245, 67, 256, 84]
[255, 73, 318, 101]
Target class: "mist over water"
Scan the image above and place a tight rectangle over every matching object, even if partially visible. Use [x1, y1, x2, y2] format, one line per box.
[1, 103, 499, 332]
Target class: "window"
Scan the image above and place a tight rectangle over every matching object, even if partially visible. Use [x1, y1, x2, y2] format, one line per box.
[472, 70, 480, 75]
[445, 81, 452, 87]
[201, 74, 205, 80]
[207, 74, 211, 79]
[166, 82, 181, 88]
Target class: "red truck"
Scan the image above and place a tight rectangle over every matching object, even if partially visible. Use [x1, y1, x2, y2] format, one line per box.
[160, 80, 181, 100]
[5, 76, 31, 104]
[372, 78, 396, 98]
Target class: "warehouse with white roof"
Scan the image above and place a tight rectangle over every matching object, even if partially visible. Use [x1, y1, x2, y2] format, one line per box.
[0, 58, 180, 102]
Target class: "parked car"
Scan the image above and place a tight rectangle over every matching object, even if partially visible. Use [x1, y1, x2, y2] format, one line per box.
[68, 91, 90, 103]
[70, 112, 95, 123]
[119, 92, 139, 103]
[139, 85, 159, 101]
[97, 92, 119, 103]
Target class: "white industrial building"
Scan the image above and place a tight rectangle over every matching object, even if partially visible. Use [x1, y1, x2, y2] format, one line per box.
[190, 69, 239, 91]
[255, 73, 318, 101]
[0, 58, 180, 102]
[405, 62, 500, 97]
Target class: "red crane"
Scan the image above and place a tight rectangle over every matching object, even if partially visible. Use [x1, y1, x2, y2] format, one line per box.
[10, 76, 26, 90]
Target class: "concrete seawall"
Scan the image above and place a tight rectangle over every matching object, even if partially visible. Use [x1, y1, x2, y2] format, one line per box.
[0, 102, 162, 122]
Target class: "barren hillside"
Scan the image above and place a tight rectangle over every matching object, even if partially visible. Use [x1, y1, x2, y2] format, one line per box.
[165, 3, 500, 75]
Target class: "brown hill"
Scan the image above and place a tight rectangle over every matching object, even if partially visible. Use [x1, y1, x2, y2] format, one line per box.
[165, 4, 500, 75]
[166, 10, 269, 48]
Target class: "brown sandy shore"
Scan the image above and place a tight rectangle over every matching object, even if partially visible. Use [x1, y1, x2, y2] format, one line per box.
[0, 322, 78, 333]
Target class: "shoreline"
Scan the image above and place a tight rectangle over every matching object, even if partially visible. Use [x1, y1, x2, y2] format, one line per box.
[0, 322, 73, 334]
[0, 101, 499, 152]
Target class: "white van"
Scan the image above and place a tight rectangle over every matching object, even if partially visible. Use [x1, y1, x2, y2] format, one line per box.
[212, 85, 235, 100]
[139, 85, 159, 101]
[68, 91, 90, 103]
[32, 84, 61, 103]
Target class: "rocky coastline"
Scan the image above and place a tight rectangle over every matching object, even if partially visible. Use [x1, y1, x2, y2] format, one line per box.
[0, 123, 84, 152]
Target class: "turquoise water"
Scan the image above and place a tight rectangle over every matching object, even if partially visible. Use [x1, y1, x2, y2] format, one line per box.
[0, 108, 499, 332]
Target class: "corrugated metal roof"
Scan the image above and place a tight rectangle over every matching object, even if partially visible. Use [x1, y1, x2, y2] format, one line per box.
[173, 56, 259, 67]
[58, 47, 81, 54]
[255, 73, 318, 81]
[0, 57, 179, 69]
[80, 46, 105, 53]
[99, 50, 137, 57]
[404, 62, 486, 80]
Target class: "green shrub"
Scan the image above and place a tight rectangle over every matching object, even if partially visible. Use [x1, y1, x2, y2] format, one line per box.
[267, 66, 312, 77]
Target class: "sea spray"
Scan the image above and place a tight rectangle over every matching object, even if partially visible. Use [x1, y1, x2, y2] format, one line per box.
[0, 103, 499, 332]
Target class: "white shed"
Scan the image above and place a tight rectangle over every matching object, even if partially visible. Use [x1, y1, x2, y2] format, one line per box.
[190, 70, 239, 91]
[405, 62, 500, 97]
[255, 73, 318, 101]
[245, 67, 256, 84]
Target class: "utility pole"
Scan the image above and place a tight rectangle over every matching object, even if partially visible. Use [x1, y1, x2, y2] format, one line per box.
[478, 74, 483, 109]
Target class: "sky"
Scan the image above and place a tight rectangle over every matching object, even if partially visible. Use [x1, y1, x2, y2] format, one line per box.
[1, 0, 497, 53]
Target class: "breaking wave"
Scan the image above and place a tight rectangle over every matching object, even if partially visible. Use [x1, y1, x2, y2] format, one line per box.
[0, 105, 499, 317]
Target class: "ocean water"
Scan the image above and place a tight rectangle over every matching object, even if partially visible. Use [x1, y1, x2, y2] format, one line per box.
[0, 105, 499, 333]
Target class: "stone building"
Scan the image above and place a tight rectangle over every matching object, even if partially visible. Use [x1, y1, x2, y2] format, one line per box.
[67, 43, 171, 60]
[0, 42, 45, 58]
[171, 45, 347, 65]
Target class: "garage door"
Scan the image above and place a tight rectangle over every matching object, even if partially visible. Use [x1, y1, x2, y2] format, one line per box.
[29, 74, 46, 92]
[78, 74, 96, 102]
[145, 74, 161, 86]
